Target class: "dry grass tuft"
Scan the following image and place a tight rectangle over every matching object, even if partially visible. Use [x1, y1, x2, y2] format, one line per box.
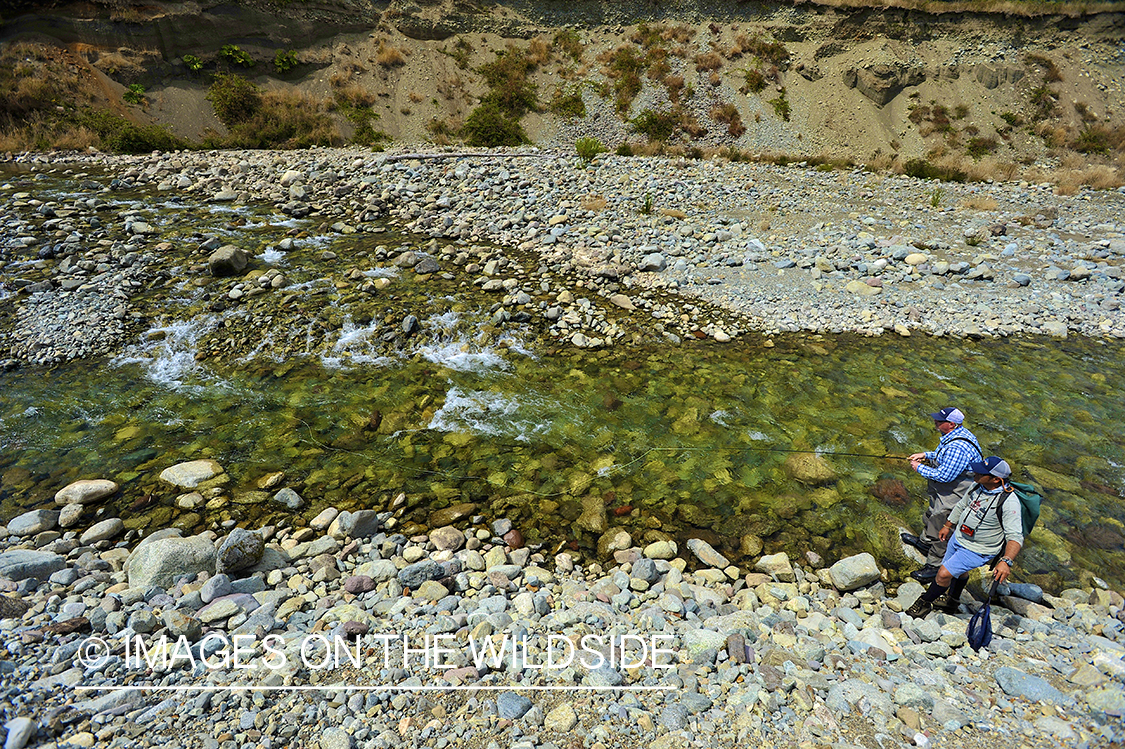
[334, 85, 376, 108]
[961, 196, 999, 211]
[526, 37, 551, 66]
[694, 52, 723, 72]
[376, 44, 406, 68]
[581, 195, 608, 211]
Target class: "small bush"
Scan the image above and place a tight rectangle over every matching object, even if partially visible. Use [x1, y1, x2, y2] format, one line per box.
[743, 68, 767, 93]
[575, 136, 606, 162]
[664, 75, 684, 103]
[1030, 86, 1056, 119]
[741, 36, 789, 65]
[123, 83, 145, 105]
[219, 44, 254, 68]
[479, 48, 538, 116]
[1072, 126, 1109, 154]
[549, 88, 585, 118]
[553, 30, 584, 62]
[75, 109, 184, 153]
[206, 89, 340, 149]
[904, 158, 967, 182]
[631, 109, 680, 142]
[967, 136, 999, 159]
[616, 142, 634, 157]
[274, 49, 298, 73]
[711, 103, 745, 137]
[526, 37, 551, 66]
[461, 102, 528, 147]
[999, 111, 1023, 127]
[769, 94, 790, 121]
[600, 46, 645, 115]
[207, 73, 261, 127]
[182, 54, 203, 72]
[447, 37, 472, 69]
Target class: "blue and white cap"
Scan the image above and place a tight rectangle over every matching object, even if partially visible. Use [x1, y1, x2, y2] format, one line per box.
[969, 456, 1011, 479]
[930, 407, 965, 424]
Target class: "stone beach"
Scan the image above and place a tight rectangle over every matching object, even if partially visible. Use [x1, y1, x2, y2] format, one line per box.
[2, 149, 1125, 748]
[1, 470, 1124, 749]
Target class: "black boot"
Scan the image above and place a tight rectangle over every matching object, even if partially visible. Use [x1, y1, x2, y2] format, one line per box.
[939, 577, 968, 614]
[900, 532, 932, 555]
[911, 564, 939, 583]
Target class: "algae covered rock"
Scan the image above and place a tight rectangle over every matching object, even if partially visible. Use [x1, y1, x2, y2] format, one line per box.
[783, 453, 837, 485]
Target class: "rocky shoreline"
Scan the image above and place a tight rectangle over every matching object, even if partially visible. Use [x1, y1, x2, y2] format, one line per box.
[2, 147, 1125, 369]
[1, 471, 1124, 749]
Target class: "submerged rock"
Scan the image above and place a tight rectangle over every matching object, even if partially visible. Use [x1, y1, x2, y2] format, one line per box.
[783, 453, 837, 485]
[54, 479, 118, 505]
[159, 460, 224, 489]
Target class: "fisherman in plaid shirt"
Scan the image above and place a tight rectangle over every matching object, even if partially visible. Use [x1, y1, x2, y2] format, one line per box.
[902, 407, 982, 582]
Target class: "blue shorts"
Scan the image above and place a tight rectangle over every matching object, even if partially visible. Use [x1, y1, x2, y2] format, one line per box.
[940, 533, 995, 578]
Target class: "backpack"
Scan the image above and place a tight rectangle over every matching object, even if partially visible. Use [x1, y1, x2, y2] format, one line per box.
[995, 481, 1042, 539]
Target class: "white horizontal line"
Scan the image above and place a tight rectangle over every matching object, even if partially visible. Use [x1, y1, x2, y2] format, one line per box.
[76, 685, 676, 692]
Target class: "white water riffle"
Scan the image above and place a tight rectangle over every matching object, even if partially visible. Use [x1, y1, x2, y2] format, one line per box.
[427, 386, 554, 442]
[320, 316, 395, 370]
[111, 315, 229, 391]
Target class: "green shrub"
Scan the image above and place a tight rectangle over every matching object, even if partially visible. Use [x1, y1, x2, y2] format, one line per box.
[999, 111, 1023, 127]
[1030, 86, 1055, 119]
[616, 142, 634, 157]
[1073, 126, 1109, 154]
[769, 94, 790, 121]
[631, 108, 680, 141]
[743, 68, 767, 94]
[75, 109, 185, 153]
[549, 88, 585, 118]
[602, 46, 646, 115]
[446, 37, 473, 69]
[461, 102, 528, 147]
[220, 44, 254, 68]
[903, 158, 967, 182]
[182, 54, 203, 72]
[553, 29, 584, 62]
[966, 136, 998, 159]
[575, 137, 606, 162]
[205, 90, 340, 149]
[274, 49, 298, 74]
[479, 50, 537, 116]
[123, 83, 145, 105]
[207, 73, 261, 127]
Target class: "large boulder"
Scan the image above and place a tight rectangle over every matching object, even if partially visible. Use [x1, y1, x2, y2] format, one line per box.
[0, 550, 66, 581]
[159, 460, 224, 489]
[828, 553, 881, 591]
[54, 479, 118, 505]
[208, 245, 249, 276]
[216, 528, 265, 574]
[125, 536, 216, 589]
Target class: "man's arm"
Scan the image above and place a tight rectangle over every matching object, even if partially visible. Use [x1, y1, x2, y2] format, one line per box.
[992, 540, 1022, 583]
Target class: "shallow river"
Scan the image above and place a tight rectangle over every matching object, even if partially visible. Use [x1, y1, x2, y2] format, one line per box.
[1, 163, 1123, 593]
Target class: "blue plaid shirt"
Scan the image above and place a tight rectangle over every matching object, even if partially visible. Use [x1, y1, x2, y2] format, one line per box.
[918, 425, 981, 483]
